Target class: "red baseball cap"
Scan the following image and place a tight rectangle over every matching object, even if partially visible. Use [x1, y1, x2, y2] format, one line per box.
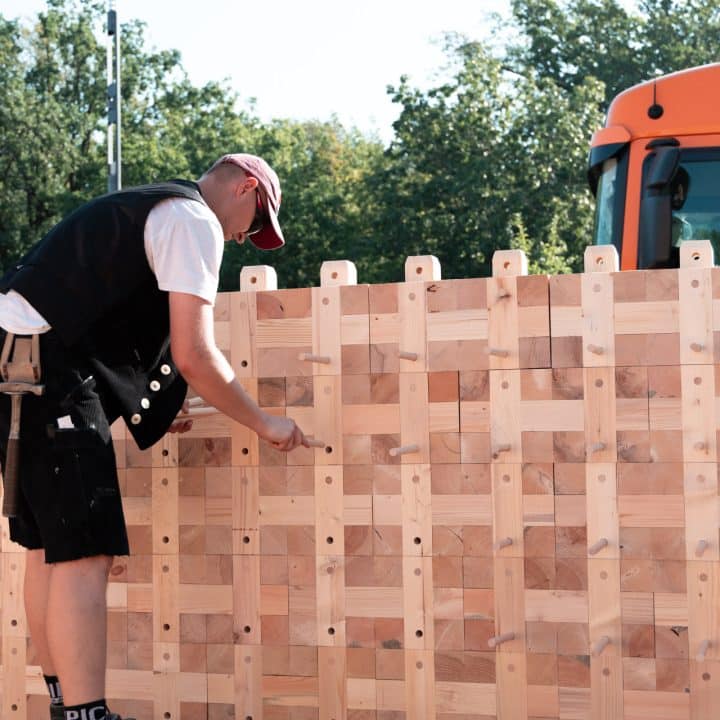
[210, 153, 285, 250]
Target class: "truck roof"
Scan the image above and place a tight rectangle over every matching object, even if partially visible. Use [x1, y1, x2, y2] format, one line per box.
[592, 63, 720, 146]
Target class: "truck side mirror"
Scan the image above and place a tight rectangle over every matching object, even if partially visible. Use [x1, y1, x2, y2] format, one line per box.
[639, 147, 680, 268]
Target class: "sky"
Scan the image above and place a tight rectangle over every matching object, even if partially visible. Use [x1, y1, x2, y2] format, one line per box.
[0, 0, 512, 144]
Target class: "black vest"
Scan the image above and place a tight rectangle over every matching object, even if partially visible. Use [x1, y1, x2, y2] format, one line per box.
[1, 180, 209, 448]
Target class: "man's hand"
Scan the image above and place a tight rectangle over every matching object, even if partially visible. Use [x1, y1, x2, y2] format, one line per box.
[168, 400, 193, 434]
[259, 413, 308, 452]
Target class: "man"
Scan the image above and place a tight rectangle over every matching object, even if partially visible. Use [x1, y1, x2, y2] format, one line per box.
[0, 154, 307, 720]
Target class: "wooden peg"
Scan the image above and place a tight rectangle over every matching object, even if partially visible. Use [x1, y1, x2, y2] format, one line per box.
[695, 539, 709, 557]
[690, 342, 705, 353]
[494, 443, 512, 454]
[493, 537, 513, 551]
[696, 639, 711, 662]
[389, 444, 420, 457]
[592, 636, 611, 656]
[179, 405, 218, 417]
[298, 353, 331, 364]
[496, 289, 512, 300]
[306, 438, 326, 449]
[586, 344, 604, 355]
[487, 347, 509, 358]
[398, 351, 418, 361]
[488, 632, 515, 648]
[588, 538, 609, 556]
[590, 441, 607, 453]
[186, 397, 204, 408]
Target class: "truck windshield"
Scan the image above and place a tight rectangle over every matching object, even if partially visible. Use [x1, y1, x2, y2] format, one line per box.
[671, 154, 720, 257]
[592, 152, 626, 254]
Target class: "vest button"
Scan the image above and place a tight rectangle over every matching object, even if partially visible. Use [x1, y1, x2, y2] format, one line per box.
[141, 398, 150, 409]
[130, 413, 142, 425]
[150, 380, 161, 392]
[160, 364, 172, 376]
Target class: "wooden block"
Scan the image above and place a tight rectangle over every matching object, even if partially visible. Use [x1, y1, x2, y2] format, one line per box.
[399, 278, 428, 372]
[405, 255, 441, 282]
[487, 274, 521, 370]
[240, 264, 278, 291]
[581, 258, 616, 367]
[398, 374, 430, 464]
[492, 249, 528, 277]
[583, 367, 616, 462]
[687, 562, 719, 662]
[493, 558, 525, 654]
[584, 244, 619, 274]
[492, 464, 523, 557]
[585, 464, 619, 559]
[319, 646, 347, 719]
[316, 555, 346, 646]
[320, 259, 357, 287]
[490, 369, 522, 463]
[681, 365, 716, 461]
[683, 464, 719, 561]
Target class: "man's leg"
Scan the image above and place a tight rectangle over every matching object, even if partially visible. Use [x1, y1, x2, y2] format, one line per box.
[45, 554, 113, 706]
[24, 548, 57, 673]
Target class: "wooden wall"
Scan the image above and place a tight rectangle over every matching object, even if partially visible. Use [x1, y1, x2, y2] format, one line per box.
[1, 242, 719, 719]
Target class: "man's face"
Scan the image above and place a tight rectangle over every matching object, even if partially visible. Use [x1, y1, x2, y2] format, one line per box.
[228, 184, 262, 244]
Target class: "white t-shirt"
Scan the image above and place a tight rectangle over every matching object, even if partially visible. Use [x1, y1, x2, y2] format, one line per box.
[0, 198, 224, 335]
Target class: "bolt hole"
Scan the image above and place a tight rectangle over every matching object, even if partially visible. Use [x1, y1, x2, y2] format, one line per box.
[325, 446, 333, 454]
[413, 537, 421, 545]
[241, 360, 248, 368]
[416, 629, 423, 637]
[693, 253, 701, 262]
[596, 256, 604, 265]
[163, 623, 170, 631]
[242, 447, 249, 455]
[162, 449, 169, 457]
[331, 271, 338, 279]
[162, 536, 169, 544]
[243, 535, 250, 544]
[251, 276, 257, 284]
[326, 536, 334, 544]
[415, 267, 423, 274]
[11, 619, 17, 627]
[328, 626, 335, 635]
[244, 625, 252, 633]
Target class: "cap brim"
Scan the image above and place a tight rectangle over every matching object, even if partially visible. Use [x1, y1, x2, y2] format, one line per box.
[249, 205, 284, 250]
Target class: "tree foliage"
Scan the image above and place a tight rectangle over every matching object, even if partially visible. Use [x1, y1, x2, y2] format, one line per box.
[0, 0, 718, 286]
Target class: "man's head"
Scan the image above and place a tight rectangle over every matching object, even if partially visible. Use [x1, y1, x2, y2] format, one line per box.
[199, 153, 284, 250]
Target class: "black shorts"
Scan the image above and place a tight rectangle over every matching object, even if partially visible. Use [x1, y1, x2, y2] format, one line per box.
[0, 328, 129, 563]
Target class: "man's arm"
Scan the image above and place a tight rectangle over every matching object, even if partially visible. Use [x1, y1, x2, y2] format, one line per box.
[169, 291, 305, 451]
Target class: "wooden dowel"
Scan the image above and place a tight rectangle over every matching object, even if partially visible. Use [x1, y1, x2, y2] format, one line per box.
[389, 443, 420, 457]
[186, 396, 204, 407]
[586, 344, 604, 355]
[690, 342, 705, 353]
[487, 348, 509, 358]
[588, 538, 609, 556]
[695, 539, 709, 558]
[488, 632, 515, 648]
[696, 639, 711, 662]
[398, 350, 418, 361]
[298, 353, 331, 364]
[179, 405, 219, 417]
[495, 443, 511, 453]
[592, 636, 611, 656]
[590, 441, 607, 453]
[306, 438, 326, 448]
[493, 537, 513, 551]
[496, 289, 511, 300]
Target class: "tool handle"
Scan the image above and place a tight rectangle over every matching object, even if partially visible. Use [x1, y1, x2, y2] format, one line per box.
[2, 436, 20, 518]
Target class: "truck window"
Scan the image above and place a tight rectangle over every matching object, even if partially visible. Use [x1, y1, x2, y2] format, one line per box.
[671, 153, 720, 258]
[592, 154, 626, 255]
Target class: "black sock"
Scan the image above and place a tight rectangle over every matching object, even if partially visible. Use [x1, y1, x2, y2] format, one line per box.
[44, 674, 63, 706]
[63, 699, 107, 720]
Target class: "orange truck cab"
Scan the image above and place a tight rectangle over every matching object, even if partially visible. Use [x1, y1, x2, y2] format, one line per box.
[589, 63, 720, 269]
